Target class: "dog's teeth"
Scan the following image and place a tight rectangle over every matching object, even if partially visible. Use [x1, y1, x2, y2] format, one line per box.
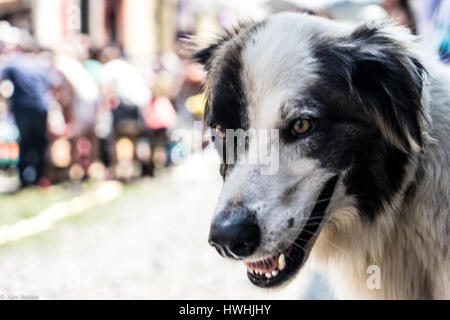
[272, 270, 279, 277]
[248, 268, 254, 275]
[265, 273, 272, 279]
[278, 254, 286, 271]
[255, 270, 260, 275]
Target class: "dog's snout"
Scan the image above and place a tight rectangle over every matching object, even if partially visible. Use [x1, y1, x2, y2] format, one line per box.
[209, 213, 261, 259]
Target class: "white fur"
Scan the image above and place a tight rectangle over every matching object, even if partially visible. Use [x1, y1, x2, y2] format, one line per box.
[207, 13, 450, 299]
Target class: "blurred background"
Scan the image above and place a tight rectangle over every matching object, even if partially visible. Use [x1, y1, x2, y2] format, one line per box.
[0, 0, 448, 300]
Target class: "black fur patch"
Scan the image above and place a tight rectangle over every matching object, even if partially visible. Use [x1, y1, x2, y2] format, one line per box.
[313, 24, 426, 153]
[288, 218, 295, 228]
[194, 22, 265, 178]
[309, 24, 425, 218]
[210, 44, 247, 177]
[207, 46, 248, 130]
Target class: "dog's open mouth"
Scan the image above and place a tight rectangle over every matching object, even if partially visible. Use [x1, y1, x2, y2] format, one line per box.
[244, 245, 296, 288]
[244, 175, 340, 288]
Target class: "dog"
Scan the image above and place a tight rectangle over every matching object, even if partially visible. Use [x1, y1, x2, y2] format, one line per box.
[194, 12, 450, 299]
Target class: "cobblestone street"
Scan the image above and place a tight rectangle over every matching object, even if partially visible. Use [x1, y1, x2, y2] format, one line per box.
[0, 151, 332, 300]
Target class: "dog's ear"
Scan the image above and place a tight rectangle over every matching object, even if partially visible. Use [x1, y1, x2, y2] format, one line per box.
[191, 21, 258, 123]
[190, 31, 236, 124]
[191, 37, 228, 123]
[192, 21, 257, 71]
[319, 23, 427, 153]
[349, 23, 426, 153]
[192, 40, 225, 72]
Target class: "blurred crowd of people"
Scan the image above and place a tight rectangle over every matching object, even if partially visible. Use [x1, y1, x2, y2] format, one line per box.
[0, 0, 449, 191]
[0, 21, 205, 190]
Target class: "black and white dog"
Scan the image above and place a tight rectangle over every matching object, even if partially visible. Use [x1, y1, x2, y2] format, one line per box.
[195, 13, 450, 299]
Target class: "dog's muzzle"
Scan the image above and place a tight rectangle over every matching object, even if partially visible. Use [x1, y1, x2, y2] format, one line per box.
[209, 213, 261, 259]
[209, 175, 340, 288]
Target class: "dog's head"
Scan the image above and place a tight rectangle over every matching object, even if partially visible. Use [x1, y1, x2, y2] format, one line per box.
[194, 13, 426, 288]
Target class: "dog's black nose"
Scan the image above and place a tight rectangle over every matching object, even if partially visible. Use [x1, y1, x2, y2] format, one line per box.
[209, 214, 261, 258]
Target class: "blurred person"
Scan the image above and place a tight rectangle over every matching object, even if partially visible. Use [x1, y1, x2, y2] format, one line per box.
[0, 100, 20, 169]
[98, 46, 152, 177]
[52, 53, 101, 180]
[53, 54, 100, 137]
[99, 48, 151, 130]
[0, 40, 53, 188]
[84, 48, 103, 84]
[173, 61, 204, 122]
[0, 21, 21, 58]
[83, 48, 110, 168]
[141, 95, 177, 175]
[416, 0, 450, 64]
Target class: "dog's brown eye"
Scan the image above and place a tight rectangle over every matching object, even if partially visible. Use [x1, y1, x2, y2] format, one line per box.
[215, 125, 226, 139]
[291, 118, 313, 136]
